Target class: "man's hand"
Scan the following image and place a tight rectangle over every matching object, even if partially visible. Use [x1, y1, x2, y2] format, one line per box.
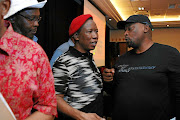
[102, 68, 115, 82]
[56, 95, 105, 120]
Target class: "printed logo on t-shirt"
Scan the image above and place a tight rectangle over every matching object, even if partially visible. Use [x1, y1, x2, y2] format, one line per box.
[117, 64, 156, 73]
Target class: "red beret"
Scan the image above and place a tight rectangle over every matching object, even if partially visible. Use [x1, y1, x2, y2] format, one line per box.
[69, 14, 93, 36]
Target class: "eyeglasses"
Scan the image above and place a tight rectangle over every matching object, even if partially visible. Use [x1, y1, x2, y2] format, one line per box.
[18, 14, 42, 22]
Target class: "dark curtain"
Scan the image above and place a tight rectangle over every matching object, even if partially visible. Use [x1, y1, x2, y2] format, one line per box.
[36, 0, 83, 60]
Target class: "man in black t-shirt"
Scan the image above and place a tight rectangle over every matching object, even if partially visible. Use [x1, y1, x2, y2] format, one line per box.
[103, 15, 180, 120]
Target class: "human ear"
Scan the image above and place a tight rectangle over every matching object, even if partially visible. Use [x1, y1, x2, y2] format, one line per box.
[1, 0, 10, 17]
[73, 33, 79, 41]
[144, 24, 150, 33]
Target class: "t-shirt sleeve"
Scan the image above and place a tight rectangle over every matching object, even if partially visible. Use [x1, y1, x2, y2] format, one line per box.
[52, 57, 70, 95]
[167, 48, 180, 119]
[33, 48, 57, 117]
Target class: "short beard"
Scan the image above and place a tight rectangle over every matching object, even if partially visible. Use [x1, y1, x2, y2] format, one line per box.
[127, 41, 138, 49]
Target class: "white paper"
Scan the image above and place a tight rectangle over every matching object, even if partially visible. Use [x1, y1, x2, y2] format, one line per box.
[0, 93, 16, 120]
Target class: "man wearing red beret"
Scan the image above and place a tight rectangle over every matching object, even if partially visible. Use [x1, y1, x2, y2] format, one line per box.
[52, 14, 105, 120]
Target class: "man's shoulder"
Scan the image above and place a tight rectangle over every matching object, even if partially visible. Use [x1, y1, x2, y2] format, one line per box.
[56, 50, 72, 60]
[58, 42, 70, 49]
[54, 50, 76, 68]
[54, 42, 70, 53]
[154, 43, 179, 53]
[12, 32, 44, 53]
[12, 32, 34, 43]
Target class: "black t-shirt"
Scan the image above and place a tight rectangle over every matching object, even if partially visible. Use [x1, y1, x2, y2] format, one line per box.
[112, 43, 180, 120]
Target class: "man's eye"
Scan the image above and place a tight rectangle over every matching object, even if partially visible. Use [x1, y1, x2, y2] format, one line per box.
[128, 26, 134, 31]
[28, 17, 34, 21]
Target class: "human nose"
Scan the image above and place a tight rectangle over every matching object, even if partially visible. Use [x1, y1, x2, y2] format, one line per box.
[124, 30, 128, 36]
[34, 21, 39, 27]
[92, 31, 98, 39]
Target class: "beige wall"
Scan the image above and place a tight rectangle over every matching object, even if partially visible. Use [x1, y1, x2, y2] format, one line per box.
[152, 28, 180, 52]
[110, 28, 180, 52]
[84, 0, 106, 67]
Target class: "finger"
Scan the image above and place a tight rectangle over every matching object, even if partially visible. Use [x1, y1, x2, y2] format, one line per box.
[103, 68, 110, 73]
[103, 76, 113, 80]
[104, 79, 113, 82]
[103, 72, 113, 77]
[111, 68, 115, 74]
[102, 72, 113, 79]
[94, 114, 102, 120]
[103, 68, 115, 74]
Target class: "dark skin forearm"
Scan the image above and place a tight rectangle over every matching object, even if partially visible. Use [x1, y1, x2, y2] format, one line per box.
[25, 111, 54, 120]
[56, 94, 105, 120]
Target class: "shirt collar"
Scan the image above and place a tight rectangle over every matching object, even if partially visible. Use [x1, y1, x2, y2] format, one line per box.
[33, 35, 38, 42]
[0, 21, 16, 56]
[68, 39, 75, 46]
[69, 46, 93, 59]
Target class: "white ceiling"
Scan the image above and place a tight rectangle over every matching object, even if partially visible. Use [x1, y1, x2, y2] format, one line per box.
[89, 0, 180, 29]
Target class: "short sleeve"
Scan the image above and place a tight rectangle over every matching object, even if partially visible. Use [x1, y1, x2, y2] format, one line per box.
[32, 48, 57, 117]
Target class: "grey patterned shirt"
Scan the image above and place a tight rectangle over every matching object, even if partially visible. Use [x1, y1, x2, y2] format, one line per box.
[53, 47, 103, 109]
